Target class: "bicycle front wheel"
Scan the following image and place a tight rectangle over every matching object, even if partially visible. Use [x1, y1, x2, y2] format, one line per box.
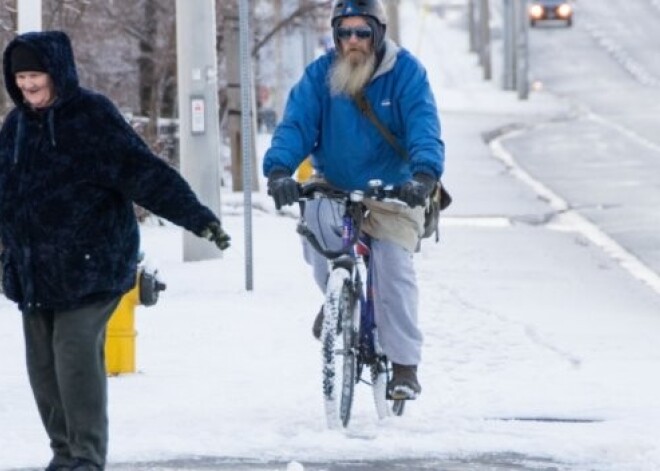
[321, 267, 359, 429]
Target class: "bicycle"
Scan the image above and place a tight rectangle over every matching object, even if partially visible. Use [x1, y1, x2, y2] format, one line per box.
[297, 179, 408, 429]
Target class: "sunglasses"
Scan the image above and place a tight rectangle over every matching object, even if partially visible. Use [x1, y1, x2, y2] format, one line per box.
[336, 26, 373, 41]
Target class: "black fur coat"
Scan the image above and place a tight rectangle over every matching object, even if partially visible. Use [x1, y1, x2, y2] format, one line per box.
[0, 31, 219, 312]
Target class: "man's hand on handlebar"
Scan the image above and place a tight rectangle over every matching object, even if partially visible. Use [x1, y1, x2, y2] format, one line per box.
[398, 173, 436, 208]
[267, 169, 300, 210]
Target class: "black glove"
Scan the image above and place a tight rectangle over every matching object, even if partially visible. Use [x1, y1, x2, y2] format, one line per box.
[199, 221, 231, 251]
[399, 173, 437, 208]
[267, 169, 299, 210]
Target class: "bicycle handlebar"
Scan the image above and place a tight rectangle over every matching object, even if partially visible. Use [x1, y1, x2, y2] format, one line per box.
[298, 179, 403, 204]
[296, 180, 405, 259]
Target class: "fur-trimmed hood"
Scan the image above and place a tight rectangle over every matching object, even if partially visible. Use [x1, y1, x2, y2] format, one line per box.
[3, 30, 80, 109]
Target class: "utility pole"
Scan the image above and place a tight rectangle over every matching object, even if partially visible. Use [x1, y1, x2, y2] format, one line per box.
[385, 0, 401, 45]
[175, 0, 224, 261]
[502, 0, 516, 90]
[470, 0, 491, 80]
[514, 0, 529, 99]
[468, 0, 478, 53]
[479, 0, 492, 80]
[17, 0, 42, 32]
[502, 0, 528, 97]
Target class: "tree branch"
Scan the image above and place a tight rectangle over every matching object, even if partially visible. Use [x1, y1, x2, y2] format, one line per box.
[252, 0, 332, 57]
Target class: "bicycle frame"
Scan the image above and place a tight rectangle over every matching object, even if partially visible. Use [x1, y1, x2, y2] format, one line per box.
[298, 180, 404, 428]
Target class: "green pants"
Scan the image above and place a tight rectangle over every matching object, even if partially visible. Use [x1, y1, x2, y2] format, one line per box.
[22, 297, 120, 469]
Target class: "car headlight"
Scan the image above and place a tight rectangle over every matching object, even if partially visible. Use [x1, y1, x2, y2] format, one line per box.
[557, 3, 573, 17]
[529, 4, 544, 19]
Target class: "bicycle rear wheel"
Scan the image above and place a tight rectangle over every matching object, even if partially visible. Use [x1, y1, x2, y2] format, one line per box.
[322, 267, 359, 428]
[371, 359, 405, 418]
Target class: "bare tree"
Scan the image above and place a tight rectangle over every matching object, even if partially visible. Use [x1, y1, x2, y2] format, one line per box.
[98, 0, 177, 148]
[43, 0, 89, 30]
[252, 0, 331, 58]
[218, 0, 331, 190]
[0, 0, 335, 191]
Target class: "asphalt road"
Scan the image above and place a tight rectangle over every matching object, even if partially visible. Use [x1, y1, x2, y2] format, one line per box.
[500, 0, 660, 276]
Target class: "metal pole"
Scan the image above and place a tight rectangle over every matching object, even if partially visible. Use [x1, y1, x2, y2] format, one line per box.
[511, 0, 520, 88]
[468, 0, 477, 53]
[502, 0, 515, 90]
[17, 0, 42, 33]
[515, 0, 529, 99]
[479, 0, 491, 80]
[175, 0, 224, 261]
[239, 0, 254, 291]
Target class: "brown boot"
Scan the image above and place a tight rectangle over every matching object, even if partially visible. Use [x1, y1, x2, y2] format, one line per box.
[388, 363, 421, 400]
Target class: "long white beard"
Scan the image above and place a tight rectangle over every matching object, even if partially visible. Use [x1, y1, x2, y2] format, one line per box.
[328, 51, 376, 97]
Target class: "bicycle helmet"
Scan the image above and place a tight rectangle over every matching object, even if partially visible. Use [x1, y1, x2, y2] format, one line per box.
[331, 0, 387, 54]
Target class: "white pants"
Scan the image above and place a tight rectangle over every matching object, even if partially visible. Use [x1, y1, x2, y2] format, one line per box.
[302, 199, 423, 365]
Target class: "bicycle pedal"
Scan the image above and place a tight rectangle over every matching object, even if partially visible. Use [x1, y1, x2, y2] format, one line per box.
[388, 386, 418, 401]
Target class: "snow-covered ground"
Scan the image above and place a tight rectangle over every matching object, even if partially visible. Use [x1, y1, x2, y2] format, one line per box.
[2, 2, 660, 470]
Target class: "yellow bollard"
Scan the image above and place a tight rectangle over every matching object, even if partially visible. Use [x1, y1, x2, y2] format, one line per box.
[105, 281, 139, 376]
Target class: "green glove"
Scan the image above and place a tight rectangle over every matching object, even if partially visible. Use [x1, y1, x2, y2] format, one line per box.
[200, 221, 231, 251]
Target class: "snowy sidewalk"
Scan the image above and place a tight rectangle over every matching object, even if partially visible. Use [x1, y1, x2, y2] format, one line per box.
[3, 3, 660, 471]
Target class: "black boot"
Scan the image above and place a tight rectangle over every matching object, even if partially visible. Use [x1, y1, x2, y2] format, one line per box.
[70, 458, 102, 471]
[45, 465, 71, 471]
[388, 363, 421, 400]
[45, 456, 74, 471]
[312, 305, 324, 340]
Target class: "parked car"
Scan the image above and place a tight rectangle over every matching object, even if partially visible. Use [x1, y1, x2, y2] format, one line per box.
[529, 0, 573, 27]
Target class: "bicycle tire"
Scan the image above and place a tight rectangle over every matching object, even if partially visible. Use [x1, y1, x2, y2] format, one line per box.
[371, 361, 390, 419]
[321, 267, 359, 428]
[371, 359, 406, 418]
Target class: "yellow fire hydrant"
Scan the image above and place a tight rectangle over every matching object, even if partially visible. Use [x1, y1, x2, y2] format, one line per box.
[105, 266, 166, 376]
[296, 157, 314, 183]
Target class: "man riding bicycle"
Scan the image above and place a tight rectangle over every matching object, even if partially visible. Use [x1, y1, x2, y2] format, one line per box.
[263, 0, 445, 400]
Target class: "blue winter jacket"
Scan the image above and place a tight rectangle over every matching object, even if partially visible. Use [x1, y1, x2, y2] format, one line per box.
[0, 31, 219, 312]
[263, 40, 444, 190]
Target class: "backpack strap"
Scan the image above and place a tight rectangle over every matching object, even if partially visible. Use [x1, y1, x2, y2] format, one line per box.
[353, 90, 452, 242]
[353, 90, 408, 160]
